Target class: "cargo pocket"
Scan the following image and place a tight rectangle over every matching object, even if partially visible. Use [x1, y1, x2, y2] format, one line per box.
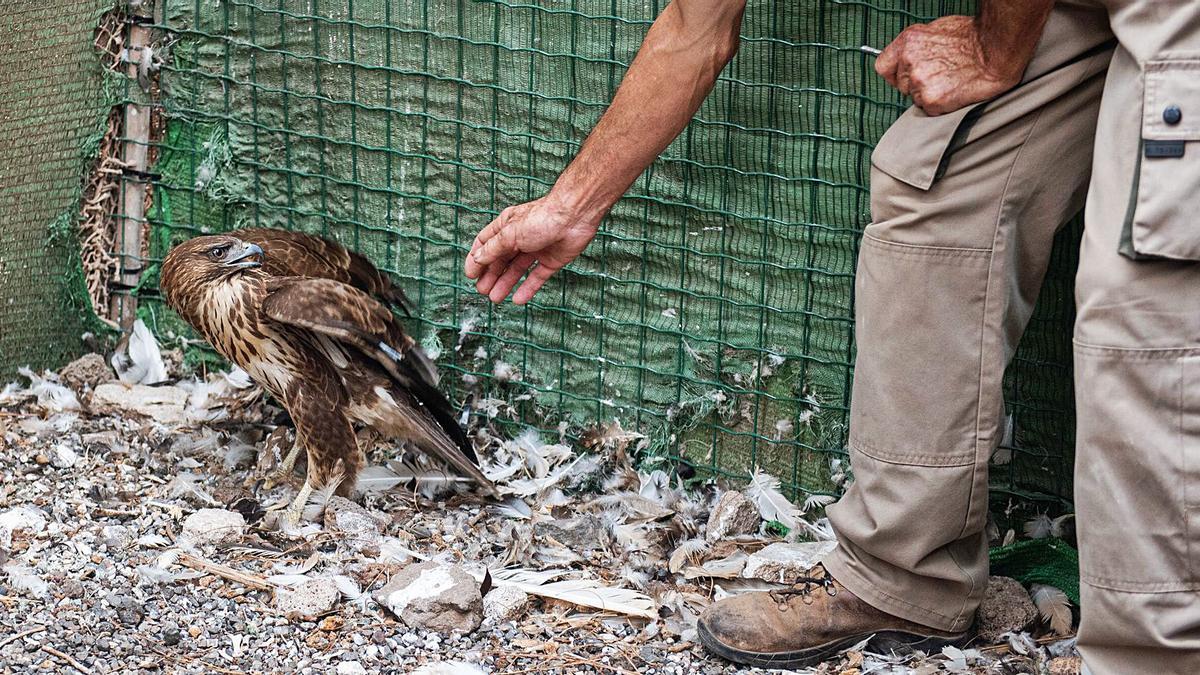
[870, 102, 986, 191]
[1121, 59, 1200, 261]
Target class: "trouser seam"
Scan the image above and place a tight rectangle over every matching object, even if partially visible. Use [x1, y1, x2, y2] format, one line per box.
[849, 435, 973, 467]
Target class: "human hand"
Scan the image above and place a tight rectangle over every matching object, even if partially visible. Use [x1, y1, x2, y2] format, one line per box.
[875, 15, 1028, 116]
[464, 195, 601, 305]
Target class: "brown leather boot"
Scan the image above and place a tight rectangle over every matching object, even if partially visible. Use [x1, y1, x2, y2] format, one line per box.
[697, 564, 969, 669]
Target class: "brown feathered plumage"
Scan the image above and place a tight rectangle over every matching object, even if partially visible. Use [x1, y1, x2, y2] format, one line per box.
[159, 233, 498, 525]
[232, 227, 414, 317]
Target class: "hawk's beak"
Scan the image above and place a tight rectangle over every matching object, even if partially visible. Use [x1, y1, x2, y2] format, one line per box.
[225, 243, 264, 269]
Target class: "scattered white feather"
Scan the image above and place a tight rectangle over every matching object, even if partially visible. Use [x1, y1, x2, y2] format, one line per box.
[411, 663, 486, 675]
[744, 470, 800, 530]
[378, 537, 428, 563]
[1031, 584, 1073, 635]
[331, 574, 373, 610]
[16, 367, 79, 413]
[801, 493, 836, 513]
[490, 568, 655, 619]
[3, 563, 49, 599]
[301, 477, 344, 522]
[165, 472, 219, 506]
[266, 574, 312, 587]
[1024, 514, 1053, 540]
[112, 319, 168, 385]
[668, 538, 710, 574]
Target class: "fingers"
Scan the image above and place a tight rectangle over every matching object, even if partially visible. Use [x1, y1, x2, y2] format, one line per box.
[895, 59, 913, 98]
[487, 253, 537, 304]
[874, 31, 902, 87]
[464, 208, 513, 279]
[513, 263, 558, 305]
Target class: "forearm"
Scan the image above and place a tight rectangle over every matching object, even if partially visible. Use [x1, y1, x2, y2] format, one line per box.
[548, 0, 745, 221]
[975, 0, 1054, 81]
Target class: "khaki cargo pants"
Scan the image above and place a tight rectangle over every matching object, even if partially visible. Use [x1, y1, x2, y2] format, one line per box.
[822, 1, 1200, 672]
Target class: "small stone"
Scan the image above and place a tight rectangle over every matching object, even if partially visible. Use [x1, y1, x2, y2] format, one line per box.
[188, 626, 202, 638]
[483, 585, 529, 623]
[374, 561, 482, 634]
[318, 615, 345, 632]
[533, 515, 606, 553]
[274, 578, 341, 620]
[162, 627, 181, 646]
[49, 444, 78, 469]
[59, 353, 113, 391]
[705, 491, 761, 541]
[34, 454, 49, 465]
[92, 383, 190, 425]
[976, 576, 1038, 643]
[1048, 656, 1081, 675]
[181, 508, 246, 546]
[741, 541, 838, 583]
[336, 661, 367, 675]
[101, 524, 134, 549]
[323, 496, 386, 554]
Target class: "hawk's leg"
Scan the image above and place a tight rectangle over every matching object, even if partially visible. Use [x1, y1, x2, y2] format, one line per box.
[263, 441, 303, 490]
[278, 478, 314, 534]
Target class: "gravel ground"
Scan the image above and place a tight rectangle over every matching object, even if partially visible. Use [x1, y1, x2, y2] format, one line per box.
[0, 359, 1079, 675]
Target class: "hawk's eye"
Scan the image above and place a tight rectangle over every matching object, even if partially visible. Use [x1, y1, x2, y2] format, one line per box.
[208, 246, 229, 260]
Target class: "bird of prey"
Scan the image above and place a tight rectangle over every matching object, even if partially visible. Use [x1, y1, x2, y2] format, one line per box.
[159, 232, 499, 527]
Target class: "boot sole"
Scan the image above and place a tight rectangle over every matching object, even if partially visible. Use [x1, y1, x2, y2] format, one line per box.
[697, 620, 970, 670]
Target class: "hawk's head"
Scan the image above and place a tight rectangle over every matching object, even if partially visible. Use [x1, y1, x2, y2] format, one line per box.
[160, 235, 266, 317]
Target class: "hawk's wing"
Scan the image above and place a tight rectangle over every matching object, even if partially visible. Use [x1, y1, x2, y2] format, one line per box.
[235, 227, 414, 316]
[259, 277, 495, 495]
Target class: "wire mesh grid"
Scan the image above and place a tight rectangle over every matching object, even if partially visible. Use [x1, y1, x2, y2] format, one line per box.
[0, 0, 115, 377]
[125, 0, 1076, 505]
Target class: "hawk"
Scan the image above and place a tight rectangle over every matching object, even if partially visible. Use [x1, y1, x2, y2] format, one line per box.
[159, 232, 498, 527]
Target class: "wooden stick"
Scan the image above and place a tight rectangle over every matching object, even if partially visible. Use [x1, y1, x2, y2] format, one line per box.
[177, 553, 274, 591]
[0, 625, 46, 649]
[40, 645, 92, 674]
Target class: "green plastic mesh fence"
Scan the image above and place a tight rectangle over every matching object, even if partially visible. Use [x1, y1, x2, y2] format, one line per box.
[124, 0, 1076, 506]
[0, 0, 116, 378]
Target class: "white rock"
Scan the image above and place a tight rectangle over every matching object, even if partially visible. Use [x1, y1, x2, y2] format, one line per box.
[93, 383, 189, 425]
[101, 524, 135, 549]
[336, 660, 367, 675]
[705, 491, 761, 542]
[274, 577, 341, 619]
[742, 541, 838, 583]
[323, 496, 386, 554]
[483, 585, 529, 623]
[49, 443, 78, 469]
[181, 508, 246, 546]
[373, 561, 482, 634]
[0, 506, 47, 547]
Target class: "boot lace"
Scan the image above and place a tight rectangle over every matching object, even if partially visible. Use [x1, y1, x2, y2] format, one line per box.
[769, 574, 838, 610]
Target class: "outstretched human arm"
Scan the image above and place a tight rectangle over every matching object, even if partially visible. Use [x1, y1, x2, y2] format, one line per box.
[874, 0, 1054, 115]
[464, 0, 747, 304]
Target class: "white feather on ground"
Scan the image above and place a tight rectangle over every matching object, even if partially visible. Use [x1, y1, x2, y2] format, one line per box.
[3, 563, 49, 599]
[490, 568, 656, 619]
[744, 469, 834, 541]
[1030, 584, 1073, 635]
[15, 367, 79, 413]
[112, 319, 168, 385]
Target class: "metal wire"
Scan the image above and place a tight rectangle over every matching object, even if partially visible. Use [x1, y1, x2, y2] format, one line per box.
[128, 0, 1076, 506]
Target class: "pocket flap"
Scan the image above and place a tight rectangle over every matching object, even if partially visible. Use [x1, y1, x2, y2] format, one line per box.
[1143, 59, 1200, 141]
[871, 103, 981, 191]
